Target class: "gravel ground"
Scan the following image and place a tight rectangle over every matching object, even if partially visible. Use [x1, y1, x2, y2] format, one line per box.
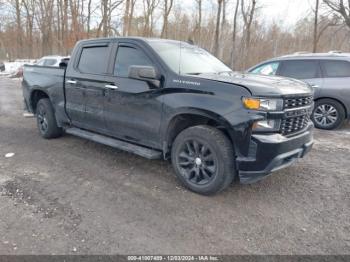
[0, 77, 349, 255]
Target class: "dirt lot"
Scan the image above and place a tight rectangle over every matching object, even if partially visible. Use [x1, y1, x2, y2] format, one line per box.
[0, 76, 349, 255]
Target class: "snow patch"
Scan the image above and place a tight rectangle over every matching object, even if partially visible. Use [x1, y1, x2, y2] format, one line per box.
[5, 153, 15, 158]
[0, 60, 35, 76]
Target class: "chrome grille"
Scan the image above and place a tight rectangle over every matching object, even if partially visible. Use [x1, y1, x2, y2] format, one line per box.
[280, 114, 310, 135]
[284, 96, 313, 109]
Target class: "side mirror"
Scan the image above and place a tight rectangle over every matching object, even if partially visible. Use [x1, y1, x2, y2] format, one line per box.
[59, 61, 68, 68]
[128, 65, 161, 88]
[59, 58, 70, 68]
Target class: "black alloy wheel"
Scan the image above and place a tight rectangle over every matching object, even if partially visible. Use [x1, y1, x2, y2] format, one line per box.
[177, 139, 217, 186]
[171, 125, 235, 195]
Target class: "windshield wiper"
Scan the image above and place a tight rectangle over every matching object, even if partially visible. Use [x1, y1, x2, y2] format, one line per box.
[217, 71, 233, 75]
[186, 72, 203, 75]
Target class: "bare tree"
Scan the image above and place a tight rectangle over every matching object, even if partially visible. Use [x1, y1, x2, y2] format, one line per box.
[323, 0, 350, 29]
[194, 0, 202, 43]
[62, 0, 68, 53]
[313, 0, 320, 52]
[87, 0, 93, 36]
[1, 0, 350, 66]
[123, 0, 130, 36]
[22, 0, 35, 57]
[230, 0, 240, 69]
[122, 0, 137, 36]
[127, 0, 137, 35]
[241, 0, 257, 68]
[70, 0, 81, 42]
[97, 0, 124, 37]
[220, 0, 226, 32]
[35, 0, 55, 55]
[142, 0, 159, 37]
[9, 0, 23, 57]
[161, 0, 174, 38]
[213, 0, 223, 56]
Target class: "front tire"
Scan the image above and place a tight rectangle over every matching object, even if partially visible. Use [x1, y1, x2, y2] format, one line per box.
[171, 125, 235, 195]
[311, 99, 346, 130]
[36, 98, 63, 139]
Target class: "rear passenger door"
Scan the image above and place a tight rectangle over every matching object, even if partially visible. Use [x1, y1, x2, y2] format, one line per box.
[320, 60, 350, 98]
[65, 41, 112, 132]
[278, 60, 324, 96]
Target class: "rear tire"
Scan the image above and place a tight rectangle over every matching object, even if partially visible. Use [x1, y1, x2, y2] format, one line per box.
[311, 99, 346, 130]
[171, 125, 235, 195]
[36, 98, 63, 139]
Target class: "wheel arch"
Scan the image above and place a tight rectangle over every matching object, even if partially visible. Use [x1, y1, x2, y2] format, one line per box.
[30, 89, 50, 113]
[163, 109, 236, 158]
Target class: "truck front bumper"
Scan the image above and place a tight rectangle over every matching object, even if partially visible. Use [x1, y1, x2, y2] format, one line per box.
[237, 123, 314, 184]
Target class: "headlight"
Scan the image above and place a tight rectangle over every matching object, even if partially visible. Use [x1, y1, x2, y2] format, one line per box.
[253, 119, 281, 132]
[242, 97, 283, 111]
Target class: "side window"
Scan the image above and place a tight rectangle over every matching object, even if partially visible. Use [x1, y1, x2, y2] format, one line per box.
[114, 46, 153, 77]
[78, 46, 109, 75]
[279, 60, 319, 79]
[251, 62, 280, 76]
[43, 59, 57, 66]
[36, 59, 45, 66]
[322, 60, 350, 77]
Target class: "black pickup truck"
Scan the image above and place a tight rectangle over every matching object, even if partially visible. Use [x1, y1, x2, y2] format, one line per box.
[22, 37, 314, 195]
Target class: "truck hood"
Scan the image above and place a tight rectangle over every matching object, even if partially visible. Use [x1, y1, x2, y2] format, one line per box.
[196, 72, 313, 97]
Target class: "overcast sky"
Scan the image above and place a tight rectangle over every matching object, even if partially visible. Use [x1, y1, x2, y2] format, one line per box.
[260, 0, 313, 26]
[175, 0, 314, 28]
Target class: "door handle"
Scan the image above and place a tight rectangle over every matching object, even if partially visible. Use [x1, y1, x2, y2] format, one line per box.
[310, 84, 319, 88]
[66, 80, 77, 84]
[105, 84, 118, 90]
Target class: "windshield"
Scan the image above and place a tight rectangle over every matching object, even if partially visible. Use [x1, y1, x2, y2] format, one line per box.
[148, 40, 232, 75]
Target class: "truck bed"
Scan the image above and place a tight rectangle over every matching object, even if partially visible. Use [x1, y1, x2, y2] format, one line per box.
[22, 65, 68, 125]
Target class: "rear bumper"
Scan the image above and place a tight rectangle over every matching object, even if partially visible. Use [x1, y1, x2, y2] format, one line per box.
[237, 123, 314, 184]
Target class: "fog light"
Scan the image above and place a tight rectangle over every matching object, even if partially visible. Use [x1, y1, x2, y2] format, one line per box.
[253, 119, 280, 132]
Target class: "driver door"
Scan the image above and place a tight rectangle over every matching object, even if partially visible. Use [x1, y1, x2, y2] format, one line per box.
[103, 42, 163, 149]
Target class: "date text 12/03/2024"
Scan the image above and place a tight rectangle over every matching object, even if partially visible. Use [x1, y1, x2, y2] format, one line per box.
[127, 255, 219, 261]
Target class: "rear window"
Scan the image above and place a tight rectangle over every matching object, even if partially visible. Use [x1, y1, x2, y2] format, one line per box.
[321, 60, 350, 77]
[279, 60, 319, 79]
[78, 46, 109, 74]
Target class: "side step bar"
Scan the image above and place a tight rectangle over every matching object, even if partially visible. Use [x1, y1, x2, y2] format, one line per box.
[65, 127, 162, 160]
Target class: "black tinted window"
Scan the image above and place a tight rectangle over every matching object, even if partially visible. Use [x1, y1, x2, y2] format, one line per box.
[78, 46, 109, 74]
[115, 46, 152, 77]
[279, 60, 319, 79]
[322, 60, 350, 77]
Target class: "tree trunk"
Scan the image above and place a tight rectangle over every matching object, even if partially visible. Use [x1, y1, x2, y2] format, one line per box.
[313, 0, 319, 52]
[22, 0, 34, 58]
[63, 0, 68, 54]
[241, 0, 257, 69]
[123, 0, 130, 36]
[87, 0, 92, 36]
[197, 0, 202, 43]
[127, 0, 136, 35]
[15, 0, 22, 58]
[161, 0, 173, 38]
[213, 0, 223, 57]
[221, 0, 226, 32]
[230, 0, 240, 69]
